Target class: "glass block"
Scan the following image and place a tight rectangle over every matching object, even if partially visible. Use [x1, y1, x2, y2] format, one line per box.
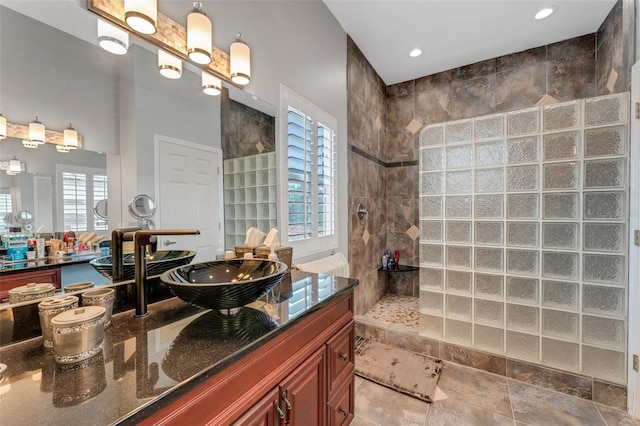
[445, 318, 472, 346]
[583, 285, 625, 318]
[474, 247, 503, 272]
[506, 165, 539, 192]
[584, 191, 625, 220]
[474, 299, 504, 326]
[585, 93, 628, 127]
[584, 126, 627, 157]
[420, 313, 443, 340]
[445, 221, 472, 244]
[420, 196, 443, 218]
[582, 315, 625, 350]
[507, 136, 539, 164]
[506, 222, 538, 248]
[543, 131, 579, 161]
[445, 120, 473, 144]
[542, 338, 579, 370]
[583, 223, 625, 252]
[420, 291, 443, 315]
[582, 345, 626, 383]
[446, 270, 472, 295]
[506, 330, 539, 361]
[542, 252, 578, 280]
[474, 194, 503, 219]
[542, 280, 579, 310]
[474, 168, 504, 193]
[542, 309, 578, 340]
[506, 276, 539, 304]
[542, 223, 579, 249]
[420, 244, 443, 267]
[543, 193, 578, 219]
[507, 108, 539, 136]
[420, 220, 443, 243]
[421, 172, 444, 195]
[446, 145, 473, 169]
[506, 250, 539, 276]
[474, 324, 504, 352]
[507, 194, 539, 219]
[445, 295, 472, 320]
[420, 125, 444, 147]
[475, 222, 503, 246]
[475, 141, 504, 167]
[446, 170, 473, 194]
[584, 159, 626, 188]
[474, 274, 504, 300]
[543, 162, 579, 190]
[420, 267, 443, 291]
[420, 148, 444, 171]
[543, 101, 580, 131]
[445, 196, 472, 218]
[506, 304, 539, 333]
[446, 246, 472, 269]
[474, 115, 504, 140]
[583, 254, 624, 285]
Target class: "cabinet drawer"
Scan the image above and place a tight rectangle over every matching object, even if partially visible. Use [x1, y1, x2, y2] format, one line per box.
[328, 375, 354, 426]
[326, 321, 354, 393]
[0, 268, 62, 302]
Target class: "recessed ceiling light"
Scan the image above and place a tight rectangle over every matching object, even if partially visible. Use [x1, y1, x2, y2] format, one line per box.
[535, 7, 555, 20]
[409, 49, 422, 58]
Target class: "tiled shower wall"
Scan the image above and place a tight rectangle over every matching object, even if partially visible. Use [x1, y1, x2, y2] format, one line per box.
[418, 93, 630, 384]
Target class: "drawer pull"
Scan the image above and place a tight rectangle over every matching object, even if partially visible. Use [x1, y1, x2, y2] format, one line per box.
[282, 391, 292, 409]
[275, 402, 285, 419]
[340, 353, 348, 361]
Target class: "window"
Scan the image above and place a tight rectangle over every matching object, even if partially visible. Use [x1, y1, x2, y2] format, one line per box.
[0, 190, 12, 234]
[57, 165, 107, 233]
[280, 86, 337, 257]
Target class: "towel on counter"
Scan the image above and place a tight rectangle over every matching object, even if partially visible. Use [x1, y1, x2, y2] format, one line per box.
[295, 252, 350, 278]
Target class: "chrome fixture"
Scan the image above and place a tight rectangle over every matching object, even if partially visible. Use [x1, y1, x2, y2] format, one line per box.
[357, 203, 368, 220]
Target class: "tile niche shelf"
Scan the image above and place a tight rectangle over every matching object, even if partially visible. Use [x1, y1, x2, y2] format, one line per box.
[224, 152, 277, 249]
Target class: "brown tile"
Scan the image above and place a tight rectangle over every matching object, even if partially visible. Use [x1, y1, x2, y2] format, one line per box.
[496, 46, 547, 73]
[348, 56, 366, 104]
[386, 232, 416, 261]
[449, 74, 496, 120]
[597, 0, 622, 49]
[384, 327, 439, 358]
[548, 34, 596, 60]
[386, 271, 415, 297]
[353, 272, 385, 315]
[387, 80, 414, 98]
[386, 94, 414, 131]
[452, 59, 496, 81]
[440, 342, 506, 376]
[387, 166, 416, 199]
[386, 198, 416, 233]
[596, 403, 640, 426]
[596, 27, 613, 95]
[349, 151, 367, 197]
[506, 358, 593, 400]
[547, 51, 596, 101]
[414, 71, 452, 126]
[355, 379, 429, 425]
[593, 380, 627, 411]
[385, 128, 415, 163]
[355, 320, 386, 341]
[426, 398, 514, 426]
[495, 62, 546, 113]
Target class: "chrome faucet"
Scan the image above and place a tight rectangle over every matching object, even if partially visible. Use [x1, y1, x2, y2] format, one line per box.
[124, 229, 200, 317]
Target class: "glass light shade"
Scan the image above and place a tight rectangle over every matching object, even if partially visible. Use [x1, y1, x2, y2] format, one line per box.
[56, 145, 71, 153]
[98, 19, 129, 55]
[9, 159, 21, 173]
[202, 72, 221, 96]
[158, 50, 182, 79]
[124, 0, 157, 35]
[0, 114, 6, 139]
[64, 125, 79, 149]
[29, 118, 45, 144]
[187, 3, 212, 65]
[230, 37, 251, 85]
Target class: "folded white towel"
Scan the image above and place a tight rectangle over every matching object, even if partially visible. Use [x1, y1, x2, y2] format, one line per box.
[295, 252, 349, 278]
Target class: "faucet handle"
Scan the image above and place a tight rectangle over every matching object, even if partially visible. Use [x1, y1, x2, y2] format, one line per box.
[163, 240, 177, 246]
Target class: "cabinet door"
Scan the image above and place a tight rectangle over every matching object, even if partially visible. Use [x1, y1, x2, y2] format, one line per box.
[0, 268, 62, 301]
[232, 387, 280, 426]
[328, 375, 354, 426]
[280, 347, 326, 426]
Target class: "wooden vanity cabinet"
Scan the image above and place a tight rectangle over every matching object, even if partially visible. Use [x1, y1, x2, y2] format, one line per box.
[0, 267, 62, 301]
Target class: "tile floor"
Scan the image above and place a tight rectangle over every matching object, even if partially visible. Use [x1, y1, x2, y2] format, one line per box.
[354, 294, 640, 426]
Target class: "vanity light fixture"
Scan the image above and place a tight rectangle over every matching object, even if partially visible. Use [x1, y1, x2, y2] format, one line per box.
[98, 19, 129, 55]
[202, 71, 222, 96]
[0, 114, 6, 140]
[409, 48, 422, 58]
[187, 2, 213, 65]
[63, 124, 79, 149]
[230, 33, 251, 85]
[124, 0, 157, 35]
[56, 145, 71, 153]
[535, 7, 555, 20]
[8, 158, 22, 175]
[26, 117, 45, 148]
[158, 50, 182, 79]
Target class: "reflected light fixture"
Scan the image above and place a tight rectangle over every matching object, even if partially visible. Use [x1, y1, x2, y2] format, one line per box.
[158, 50, 182, 79]
[25, 116, 45, 148]
[98, 19, 129, 55]
[535, 7, 555, 20]
[8, 158, 22, 175]
[63, 124, 79, 149]
[187, 2, 212, 65]
[202, 71, 221, 96]
[124, 0, 157, 35]
[230, 33, 251, 85]
[0, 114, 6, 140]
[56, 145, 71, 153]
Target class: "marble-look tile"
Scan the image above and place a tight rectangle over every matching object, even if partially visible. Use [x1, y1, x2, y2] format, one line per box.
[350, 196, 368, 238]
[415, 71, 453, 126]
[495, 62, 546, 113]
[437, 361, 513, 418]
[597, 0, 622, 49]
[506, 359, 593, 400]
[385, 128, 416, 163]
[353, 274, 385, 316]
[355, 379, 429, 426]
[441, 342, 506, 376]
[596, 403, 640, 426]
[547, 51, 596, 101]
[355, 319, 386, 341]
[449, 74, 496, 120]
[426, 398, 514, 426]
[349, 100, 367, 153]
[386, 198, 416, 233]
[548, 34, 596, 60]
[387, 231, 416, 261]
[351, 415, 381, 426]
[369, 196, 388, 235]
[387, 166, 415, 199]
[387, 80, 415, 98]
[366, 158, 386, 199]
[596, 27, 613, 95]
[387, 94, 415, 131]
[384, 327, 440, 358]
[509, 379, 606, 426]
[349, 151, 367, 197]
[593, 380, 627, 410]
[348, 49, 366, 100]
[387, 271, 415, 297]
[452, 59, 496, 81]
[497, 46, 546, 73]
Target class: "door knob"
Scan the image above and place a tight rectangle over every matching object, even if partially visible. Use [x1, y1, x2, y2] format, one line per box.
[163, 240, 177, 246]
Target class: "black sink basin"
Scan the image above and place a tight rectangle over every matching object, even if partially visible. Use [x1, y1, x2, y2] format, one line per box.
[89, 250, 197, 280]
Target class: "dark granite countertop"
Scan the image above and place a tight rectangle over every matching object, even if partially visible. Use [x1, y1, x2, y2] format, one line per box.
[0, 271, 358, 425]
[0, 252, 101, 275]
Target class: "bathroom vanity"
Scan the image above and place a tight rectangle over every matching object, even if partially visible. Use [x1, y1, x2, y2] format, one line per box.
[0, 271, 358, 425]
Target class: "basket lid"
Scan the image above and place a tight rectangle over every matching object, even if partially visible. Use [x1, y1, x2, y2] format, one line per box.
[38, 295, 78, 309]
[51, 306, 105, 327]
[9, 283, 55, 296]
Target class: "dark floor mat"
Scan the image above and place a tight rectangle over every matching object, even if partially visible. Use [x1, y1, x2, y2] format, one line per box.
[354, 336, 443, 403]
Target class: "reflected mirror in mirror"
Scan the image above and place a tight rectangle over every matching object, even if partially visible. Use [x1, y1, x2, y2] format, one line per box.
[94, 199, 108, 220]
[15, 210, 34, 225]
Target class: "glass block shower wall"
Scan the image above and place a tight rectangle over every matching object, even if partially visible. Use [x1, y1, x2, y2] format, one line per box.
[418, 93, 630, 384]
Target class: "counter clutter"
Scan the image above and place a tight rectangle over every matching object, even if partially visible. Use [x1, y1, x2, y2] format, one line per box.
[0, 270, 358, 425]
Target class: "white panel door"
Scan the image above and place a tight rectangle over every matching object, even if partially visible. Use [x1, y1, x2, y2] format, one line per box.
[156, 136, 222, 263]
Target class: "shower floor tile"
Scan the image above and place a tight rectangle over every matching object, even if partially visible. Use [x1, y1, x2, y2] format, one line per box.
[362, 294, 419, 329]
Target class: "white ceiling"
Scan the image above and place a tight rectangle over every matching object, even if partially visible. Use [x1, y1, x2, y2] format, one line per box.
[323, 0, 618, 85]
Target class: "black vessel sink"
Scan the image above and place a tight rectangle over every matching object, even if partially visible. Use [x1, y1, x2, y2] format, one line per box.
[89, 250, 197, 280]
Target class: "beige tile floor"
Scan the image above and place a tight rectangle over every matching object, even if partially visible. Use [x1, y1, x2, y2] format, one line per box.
[355, 295, 640, 426]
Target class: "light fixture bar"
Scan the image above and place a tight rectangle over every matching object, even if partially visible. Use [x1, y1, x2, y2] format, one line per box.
[0, 114, 6, 140]
[230, 33, 251, 85]
[64, 124, 79, 149]
[4, 122, 83, 148]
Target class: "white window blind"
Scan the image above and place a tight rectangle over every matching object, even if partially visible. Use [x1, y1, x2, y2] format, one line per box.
[287, 106, 313, 241]
[0, 191, 12, 234]
[93, 175, 108, 230]
[57, 166, 107, 233]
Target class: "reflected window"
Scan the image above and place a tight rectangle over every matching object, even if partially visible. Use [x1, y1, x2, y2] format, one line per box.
[57, 166, 107, 233]
[0, 190, 11, 234]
